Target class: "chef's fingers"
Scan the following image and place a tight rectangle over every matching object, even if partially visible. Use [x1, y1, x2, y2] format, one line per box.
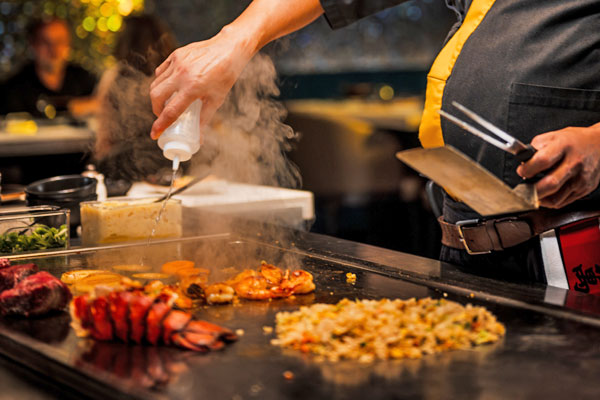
[529, 130, 556, 149]
[539, 177, 585, 208]
[150, 74, 178, 119]
[516, 129, 564, 178]
[155, 53, 174, 78]
[535, 157, 581, 199]
[516, 144, 563, 179]
[150, 56, 176, 97]
[538, 178, 574, 208]
[150, 92, 196, 140]
[542, 167, 600, 208]
[553, 187, 589, 209]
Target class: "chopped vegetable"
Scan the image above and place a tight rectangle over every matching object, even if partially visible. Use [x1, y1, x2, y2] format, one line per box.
[161, 260, 195, 274]
[112, 264, 152, 273]
[262, 326, 274, 334]
[131, 272, 173, 281]
[73, 272, 125, 293]
[173, 267, 205, 278]
[0, 224, 68, 254]
[60, 269, 108, 285]
[283, 371, 294, 380]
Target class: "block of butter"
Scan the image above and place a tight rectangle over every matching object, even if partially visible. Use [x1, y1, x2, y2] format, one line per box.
[80, 198, 182, 246]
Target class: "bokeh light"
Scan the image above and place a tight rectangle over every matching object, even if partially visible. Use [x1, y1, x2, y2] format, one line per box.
[0, 0, 146, 77]
[378, 85, 395, 101]
[99, 3, 112, 17]
[106, 14, 121, 32]
[82, 16, 95, 31]
[117, 0, 132, 16]
[96, 16, 107, 32]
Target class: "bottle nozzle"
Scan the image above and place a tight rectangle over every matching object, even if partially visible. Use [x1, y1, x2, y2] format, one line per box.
[172, 155, 180, 172]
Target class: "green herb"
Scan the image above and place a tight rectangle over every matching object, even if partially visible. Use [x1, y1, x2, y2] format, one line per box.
[475, 329, 491, 345]
[0, 224, 68, 254]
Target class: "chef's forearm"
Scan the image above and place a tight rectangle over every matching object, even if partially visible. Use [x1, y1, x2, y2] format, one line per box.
[218, 0, 324, 57]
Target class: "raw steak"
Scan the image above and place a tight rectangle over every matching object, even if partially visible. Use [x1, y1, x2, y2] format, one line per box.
[0, 264, 38, 292]
[0, 271, 72, 316]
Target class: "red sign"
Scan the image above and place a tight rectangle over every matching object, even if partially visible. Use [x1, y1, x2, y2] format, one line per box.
[558, 218, 600, 294]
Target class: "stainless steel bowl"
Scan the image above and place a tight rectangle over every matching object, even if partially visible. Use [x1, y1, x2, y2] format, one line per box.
[25, 175, 97, 200]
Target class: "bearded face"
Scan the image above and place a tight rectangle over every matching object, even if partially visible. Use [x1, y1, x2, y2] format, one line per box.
[31, 20, 71, 74]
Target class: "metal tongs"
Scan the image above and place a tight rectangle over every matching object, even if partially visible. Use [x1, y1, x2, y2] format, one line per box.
[438, 101, 537, 163]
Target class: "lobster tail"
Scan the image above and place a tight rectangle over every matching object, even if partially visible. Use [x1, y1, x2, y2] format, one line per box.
[90, 296, 113, 341]
[146, 301, 171, 346]
[108, 291, 132, 343]
[70, 289, 237, 352]
[129, 294, 154, 344]
[161, 310, 192, 346]
[171, 320, 237, 352]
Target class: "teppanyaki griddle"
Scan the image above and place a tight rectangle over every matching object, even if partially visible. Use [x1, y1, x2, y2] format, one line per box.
[0, 229, 600, 400]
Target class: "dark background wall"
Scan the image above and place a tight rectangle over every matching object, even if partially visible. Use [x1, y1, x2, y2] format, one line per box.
[150, 0, 456, 99]
[150, 0, 455, 74]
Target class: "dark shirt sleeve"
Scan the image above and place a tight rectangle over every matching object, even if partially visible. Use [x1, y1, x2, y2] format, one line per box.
[320, 0, 410, 29]
[79, 69, 98, 96]
[0, 63, 98, 116]
[0, 67, 37, 116]
[64, 65, 98, 96]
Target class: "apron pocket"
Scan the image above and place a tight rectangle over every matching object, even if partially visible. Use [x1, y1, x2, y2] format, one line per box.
[504, 82, 600, 187]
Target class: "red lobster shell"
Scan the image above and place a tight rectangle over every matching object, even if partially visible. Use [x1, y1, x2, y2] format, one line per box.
[71, 290, 237, 351]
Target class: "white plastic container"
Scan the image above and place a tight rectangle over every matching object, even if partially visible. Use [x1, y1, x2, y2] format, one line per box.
[157, 99, 202, 170]
[82, 165, 107, 201]
[80, 197, 182, 246]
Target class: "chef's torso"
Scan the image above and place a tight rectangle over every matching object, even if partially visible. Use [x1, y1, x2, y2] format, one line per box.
[420, 0, 600, 220]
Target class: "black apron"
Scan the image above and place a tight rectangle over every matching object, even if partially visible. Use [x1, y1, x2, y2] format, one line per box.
[437, 0, 600, 283]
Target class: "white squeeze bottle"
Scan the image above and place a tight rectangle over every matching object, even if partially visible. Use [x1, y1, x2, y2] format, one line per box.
[157, 99, 202, 171]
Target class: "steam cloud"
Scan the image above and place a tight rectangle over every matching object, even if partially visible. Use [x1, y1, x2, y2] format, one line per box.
[94, 65, 170, 182]
[94, 53, 306, 272]
[94, 53, 301, 190]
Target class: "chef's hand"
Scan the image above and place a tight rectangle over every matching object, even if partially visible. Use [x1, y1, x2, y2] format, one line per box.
[149, 31, 255, 139]
[516, 123, 600, 208]
[149, 0, 324, 140]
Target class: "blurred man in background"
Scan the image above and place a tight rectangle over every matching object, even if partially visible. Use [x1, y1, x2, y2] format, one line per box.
[0, 18, 97, 119]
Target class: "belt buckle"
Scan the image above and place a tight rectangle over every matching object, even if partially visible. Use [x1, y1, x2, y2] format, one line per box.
[456, 218, 492, 255]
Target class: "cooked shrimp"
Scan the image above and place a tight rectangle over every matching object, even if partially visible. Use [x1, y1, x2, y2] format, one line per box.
[225, 269, 258, 287]
[234, 276, 289, 300]
[205, 283, 235, 304]
[233, 276, 270, 300]
[281, 270, 315, 294]
[259, 263, 284, 285]
[144, 280, 165, 294]
[161, 285, 193, 309]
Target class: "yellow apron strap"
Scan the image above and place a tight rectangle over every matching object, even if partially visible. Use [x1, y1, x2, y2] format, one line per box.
[419, 0, 497, 148]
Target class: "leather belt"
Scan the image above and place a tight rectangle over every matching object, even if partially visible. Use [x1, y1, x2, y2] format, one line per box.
[439, 209, 600, 255]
